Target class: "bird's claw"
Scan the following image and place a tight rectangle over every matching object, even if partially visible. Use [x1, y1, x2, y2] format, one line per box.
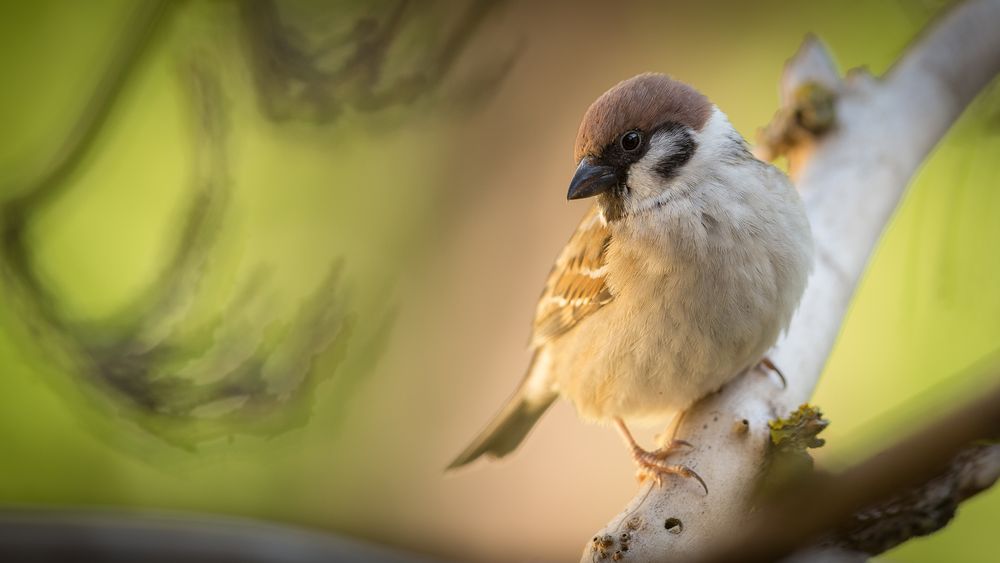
[636, 462, 708, 494]
[760, 356, 786, 388]
[617, 417, 708, 494]
[631, 441, 707, 493]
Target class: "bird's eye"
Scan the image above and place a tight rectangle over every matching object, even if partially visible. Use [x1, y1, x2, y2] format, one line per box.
[620, 131, 642, 152]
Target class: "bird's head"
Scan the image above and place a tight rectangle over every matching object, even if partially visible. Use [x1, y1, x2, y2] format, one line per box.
[569, 73, 718, 221]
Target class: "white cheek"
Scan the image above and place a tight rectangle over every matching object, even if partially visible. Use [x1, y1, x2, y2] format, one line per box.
[626, 134, 678, 202]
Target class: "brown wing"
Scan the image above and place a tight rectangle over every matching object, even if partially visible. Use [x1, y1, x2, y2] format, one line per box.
[531, 206, 614, 347]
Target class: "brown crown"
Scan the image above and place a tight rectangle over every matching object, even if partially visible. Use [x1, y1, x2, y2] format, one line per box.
[574, 73, 712, 162]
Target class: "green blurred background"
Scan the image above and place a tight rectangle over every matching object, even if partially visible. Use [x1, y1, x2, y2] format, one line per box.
[0, 1, 997, 561]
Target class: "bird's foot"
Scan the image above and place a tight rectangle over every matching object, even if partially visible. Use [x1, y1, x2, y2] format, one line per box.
[630, 442, 707, 493]
[614, 417, 707, 493]
[759, 356, 786, 388]
[645, 438, 693, 461]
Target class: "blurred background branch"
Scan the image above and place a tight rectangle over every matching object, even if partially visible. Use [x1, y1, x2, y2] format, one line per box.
[240, 0, 517, 122]
[0, 0, 514, 447]
[0, 508, 433, 563]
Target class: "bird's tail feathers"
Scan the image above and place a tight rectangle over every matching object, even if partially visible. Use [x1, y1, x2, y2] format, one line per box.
[446, 356, 556, 470]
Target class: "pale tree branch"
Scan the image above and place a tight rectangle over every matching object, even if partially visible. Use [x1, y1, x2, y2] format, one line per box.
[581, 1, 1000, 561]
[702, 378, 1000, 562]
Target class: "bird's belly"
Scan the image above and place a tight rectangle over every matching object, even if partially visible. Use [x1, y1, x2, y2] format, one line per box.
[552, 274, 782, 423]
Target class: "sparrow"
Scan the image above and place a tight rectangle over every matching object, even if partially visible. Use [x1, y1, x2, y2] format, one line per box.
[448, 73, 813, 488]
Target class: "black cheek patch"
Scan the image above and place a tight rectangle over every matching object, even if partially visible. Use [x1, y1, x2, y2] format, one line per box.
[654, 129, 697, 180]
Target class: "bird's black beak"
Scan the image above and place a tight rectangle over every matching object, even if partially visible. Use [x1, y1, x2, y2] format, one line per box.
[567, 159, 619, 200]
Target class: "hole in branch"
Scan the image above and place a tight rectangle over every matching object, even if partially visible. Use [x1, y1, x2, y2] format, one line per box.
[664, 518, 683, 534]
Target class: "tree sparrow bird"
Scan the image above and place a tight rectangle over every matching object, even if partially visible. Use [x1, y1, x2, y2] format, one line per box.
[448, 73, 813, 488]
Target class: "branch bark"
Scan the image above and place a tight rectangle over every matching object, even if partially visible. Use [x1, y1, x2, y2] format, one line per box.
[701, 379, 1000, 562]
[826, 444, 1000, 556]
[581, 1, 1000, 561]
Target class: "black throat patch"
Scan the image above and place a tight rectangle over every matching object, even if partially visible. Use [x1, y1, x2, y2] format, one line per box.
[597, 191, 627, 223]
